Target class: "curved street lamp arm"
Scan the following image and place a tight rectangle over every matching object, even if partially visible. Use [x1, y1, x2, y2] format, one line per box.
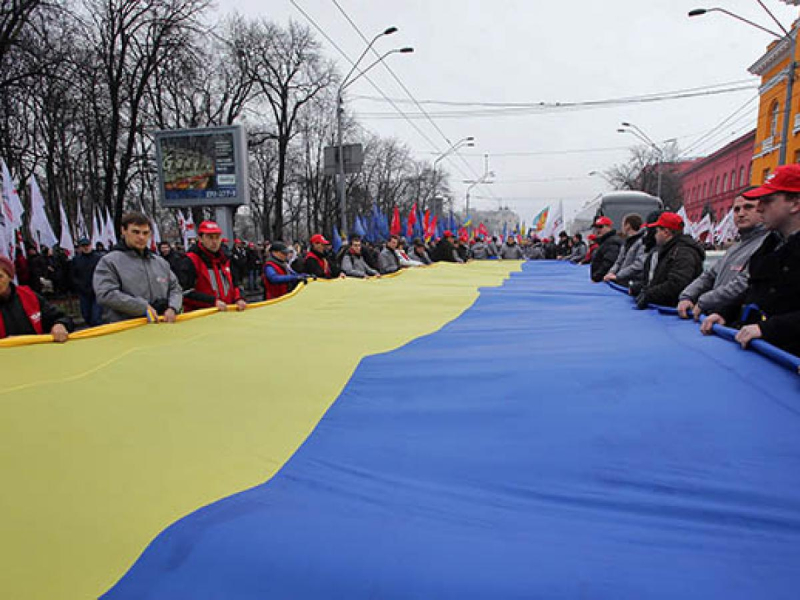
[755, 0, 791, 38]
[691, 7, 784, 39]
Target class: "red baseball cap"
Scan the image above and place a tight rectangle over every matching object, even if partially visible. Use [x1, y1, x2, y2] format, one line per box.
[743, 164, 800, 199]
[593, 216, 613, 227]
[443, 230, 454, 238]
[198, 220, 223, 235]
[310, 233, 330, 245]
[588, 234, 597, 241]
[647, 212, 683, 231]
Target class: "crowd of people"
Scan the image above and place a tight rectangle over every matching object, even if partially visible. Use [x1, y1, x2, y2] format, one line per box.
[1, 164, 798, 360]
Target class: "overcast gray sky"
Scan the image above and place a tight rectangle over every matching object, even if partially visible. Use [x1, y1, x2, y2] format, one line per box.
[232, 0, 798, 225]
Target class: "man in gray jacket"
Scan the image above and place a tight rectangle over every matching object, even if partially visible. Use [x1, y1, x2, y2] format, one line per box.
[340, 236, 379, 278]
[677, 194, 767, 320]
[499, 235, 525, 259]
[93, 212, 182, 323]
[378, 235, 402, 274]
[604, 214, 645, 285]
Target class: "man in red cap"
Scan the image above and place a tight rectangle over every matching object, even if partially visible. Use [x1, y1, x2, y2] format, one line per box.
[701, 164, 800, 355]
[303, 233, 342, 279]
[631, 212, 704, 309]
[590, 216, 622, 281]
[178, 220, 246, 312]
[0, 255, 73, 341]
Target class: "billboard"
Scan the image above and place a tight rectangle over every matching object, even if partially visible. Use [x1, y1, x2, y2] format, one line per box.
[154, 125, 249, 208]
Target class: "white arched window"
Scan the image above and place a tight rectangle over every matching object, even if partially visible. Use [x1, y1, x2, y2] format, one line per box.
[770, 100, 780, 137]
[739, 166, 745, 186]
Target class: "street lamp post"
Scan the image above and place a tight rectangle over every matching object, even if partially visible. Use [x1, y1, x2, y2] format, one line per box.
[432, 137, 475, 204]
[689, 6, 796, 165]
[464, 171, 495, 217]
[618, 123, 664, 199]
[336, 29, 412, 233]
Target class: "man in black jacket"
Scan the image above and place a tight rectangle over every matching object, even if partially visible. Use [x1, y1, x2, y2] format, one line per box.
[701, 164, 800, 355]
[71, 237, 103, 327]
[633, 212, 705, 309]
[431, 231, 462, 263]
[590, 216, 622, 282]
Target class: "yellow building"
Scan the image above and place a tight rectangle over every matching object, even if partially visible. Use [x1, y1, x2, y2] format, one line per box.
[749, 17, 800, 183]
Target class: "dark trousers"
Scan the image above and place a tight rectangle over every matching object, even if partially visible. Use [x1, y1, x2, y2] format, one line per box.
[79, 293, 103, 327]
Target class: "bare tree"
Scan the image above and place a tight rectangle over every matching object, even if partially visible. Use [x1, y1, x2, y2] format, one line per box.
[604, 141, 684, 209]
[236, 19, 336, 239]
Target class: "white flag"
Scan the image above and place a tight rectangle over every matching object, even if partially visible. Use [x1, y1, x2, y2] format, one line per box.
[76, 202, 89, 239]
[28, 176, 58, 249]
[91, 208, 103, 249]
[542, 200, 564, 239]
[676, 206, 695, 238]
[1, 159, 24, 229]
[103, 206, 117, 246]
[183, 210, 196, 249]
[693, 213, 713, 241]
[58, 200, 75, 257]
[150, 216, 161, 248]
[0, 210, 9, 259]
[714, 208, 737, 245]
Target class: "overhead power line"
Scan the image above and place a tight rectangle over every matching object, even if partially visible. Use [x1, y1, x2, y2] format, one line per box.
[328, 0, 496, 200]
[352, 78, 758, 108]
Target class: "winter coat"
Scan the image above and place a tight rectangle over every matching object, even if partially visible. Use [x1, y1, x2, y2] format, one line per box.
[679, 225, 768, 314]
[341, 252, 379, 278]
[731, 230, 800, 356]
[499, 243, 524, 260]
[378, 247, 401, 274]
[71, 251, 101, 297]
[408, 247, 432, 265]
[431, 239, 461, 263]
[0, 283, 74, 338]
[93, 241, 183, 323]
[179, 243, 242, 311]
[609, 230, 645, 284]
[568, 241, 587, 263]
[639, 234, 705, 307]
[590, 230, 623, 282]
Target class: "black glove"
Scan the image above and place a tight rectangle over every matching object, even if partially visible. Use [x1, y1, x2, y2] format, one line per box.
[151, 298, 169, 314]
[629, 282, 642, 297]
[635, 292, 649, 310]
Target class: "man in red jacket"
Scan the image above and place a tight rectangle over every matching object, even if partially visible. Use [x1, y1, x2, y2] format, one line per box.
[178, 221, 246, 313]
[0, 256, 73, 341]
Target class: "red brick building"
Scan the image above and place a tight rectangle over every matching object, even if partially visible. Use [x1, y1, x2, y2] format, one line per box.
[680, 130, 755, 221]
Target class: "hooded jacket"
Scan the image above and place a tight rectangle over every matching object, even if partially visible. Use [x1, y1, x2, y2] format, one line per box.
[640, 233, 705, 307]
[499, 242, 524, 260]
[679, 225, 768, 314]
[93, 240, 182, 323]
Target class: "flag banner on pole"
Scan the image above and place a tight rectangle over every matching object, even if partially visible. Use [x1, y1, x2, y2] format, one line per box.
[91, 208, 103, 248]
[30, 261, 792, 599]
[533, 206, 549, 233]
[28, 176, 58, 249]
[104, 207, 117, 247]
[58, 200, 75, 256]
[1, 159, 25, 230]
[76, 202, 89, 239]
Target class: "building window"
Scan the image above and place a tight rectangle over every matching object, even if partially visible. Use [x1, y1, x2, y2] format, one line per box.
[795, 149, 800, 164]
[715, 176, 720, 195]
[770, 100, 780, 138]
[730, 170, 735, 190]
[722, 173, 727, 192]
[763, 168, 770, 183]
[739, 166, 745, 186]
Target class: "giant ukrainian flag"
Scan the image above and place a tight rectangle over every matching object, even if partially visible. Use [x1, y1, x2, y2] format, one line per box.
[3, 261, 800, 599]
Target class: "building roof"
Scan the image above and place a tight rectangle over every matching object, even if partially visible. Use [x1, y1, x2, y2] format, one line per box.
[680, 129, 756, 177]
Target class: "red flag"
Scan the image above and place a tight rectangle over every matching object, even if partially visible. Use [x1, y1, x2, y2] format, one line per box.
[406, 202, 418, 239]
[423, 209, 430, 232]
[478, 222, 489, 238]
[390, 206, 401, 237]
[458, 226, 468, 242]
[425, 215, 437, 241]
